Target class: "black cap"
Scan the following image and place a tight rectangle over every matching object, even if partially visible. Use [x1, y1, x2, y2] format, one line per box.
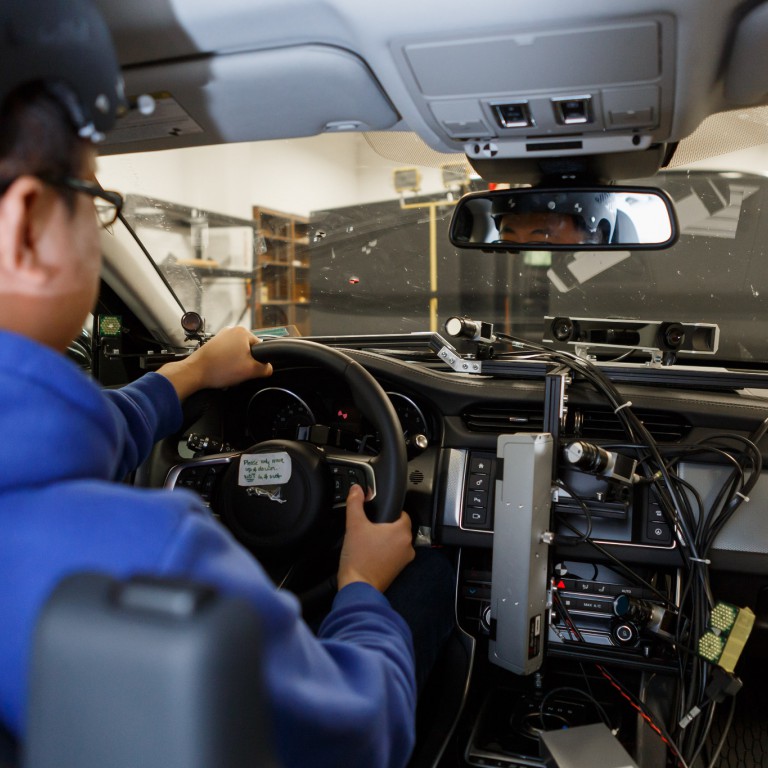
[0, 0, 126, 141]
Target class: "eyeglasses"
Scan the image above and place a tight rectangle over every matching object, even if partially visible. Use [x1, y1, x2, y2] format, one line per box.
[36, 175, 124, 228]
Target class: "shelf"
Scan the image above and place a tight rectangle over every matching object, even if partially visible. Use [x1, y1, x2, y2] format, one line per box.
[121, 195, 312, 336]
[124, 195, 260, 231]
[189, 267, 258, 278]
[261, 233, 297, 243]
[253, 206, 311, 335]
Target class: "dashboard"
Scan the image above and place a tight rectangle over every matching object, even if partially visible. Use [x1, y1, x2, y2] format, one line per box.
[172, 346, 768, 569]
[158, 339, 768, 767]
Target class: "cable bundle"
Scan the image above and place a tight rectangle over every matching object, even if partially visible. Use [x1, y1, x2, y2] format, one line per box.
[496, 331, 763, 767]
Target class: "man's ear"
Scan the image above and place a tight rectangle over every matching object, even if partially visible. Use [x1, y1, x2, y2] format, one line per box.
[0, 175, 54, 289]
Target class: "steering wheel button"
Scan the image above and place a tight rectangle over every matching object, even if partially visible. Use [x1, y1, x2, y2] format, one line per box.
[202, 475, 216, 494]
[345, 467, 366, 487]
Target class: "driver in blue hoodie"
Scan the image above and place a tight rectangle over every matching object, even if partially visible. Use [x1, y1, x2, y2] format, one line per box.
[0, 1, 452, 765]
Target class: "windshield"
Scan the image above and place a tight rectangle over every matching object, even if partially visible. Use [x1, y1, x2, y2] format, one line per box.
[97, 133, 768, 367]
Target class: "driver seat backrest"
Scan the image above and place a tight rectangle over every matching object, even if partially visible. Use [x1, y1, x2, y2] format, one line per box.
[23, 572, 281, 768]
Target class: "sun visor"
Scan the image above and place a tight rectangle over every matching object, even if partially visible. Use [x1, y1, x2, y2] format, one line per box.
[101, 45, 399, 153]
[723, 2, 768, 105]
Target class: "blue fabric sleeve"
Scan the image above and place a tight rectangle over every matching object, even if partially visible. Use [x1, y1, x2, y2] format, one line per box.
[155, 508, 417, 768]
[103, 373, 183, 480]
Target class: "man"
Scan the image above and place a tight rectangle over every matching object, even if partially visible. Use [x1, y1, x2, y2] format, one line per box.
[0, 1, 435, 766]
[493, 190, 618, 246]
[496, 209, 601, 245]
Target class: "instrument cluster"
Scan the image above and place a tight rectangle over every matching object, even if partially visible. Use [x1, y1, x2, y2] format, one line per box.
[245, 379, 431, 454]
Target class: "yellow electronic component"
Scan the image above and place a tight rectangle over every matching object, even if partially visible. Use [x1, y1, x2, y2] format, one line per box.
[719, 607, 755, 672]
[697, 602, 755, 672]
[698, 631, 725, 664]
[98, 315, 122, 337]
[710, 602, 737, 633]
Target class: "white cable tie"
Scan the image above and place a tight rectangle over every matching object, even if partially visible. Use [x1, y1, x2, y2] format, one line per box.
[736, 492, 750, 503]
[614, 401, 632, 414]
[689, 557, 711, 565]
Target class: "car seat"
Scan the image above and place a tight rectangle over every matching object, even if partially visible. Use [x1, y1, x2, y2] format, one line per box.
[21, 572, 281, 768]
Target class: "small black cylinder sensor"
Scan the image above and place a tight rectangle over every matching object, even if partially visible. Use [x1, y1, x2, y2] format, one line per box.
[181, 312, 205, 340]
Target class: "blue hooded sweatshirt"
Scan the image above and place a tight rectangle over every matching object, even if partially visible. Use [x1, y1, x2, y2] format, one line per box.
[0, 330, 416, 768]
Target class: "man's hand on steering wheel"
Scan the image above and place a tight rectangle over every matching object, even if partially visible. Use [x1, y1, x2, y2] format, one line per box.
[338, 484, 414, 593]
[157, 326, 273, 400]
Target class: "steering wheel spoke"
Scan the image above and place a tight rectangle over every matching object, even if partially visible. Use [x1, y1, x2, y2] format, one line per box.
[164, 452, 240, 507]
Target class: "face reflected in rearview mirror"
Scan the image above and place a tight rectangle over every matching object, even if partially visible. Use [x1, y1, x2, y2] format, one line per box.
[449, 187, 679, 251]
[497, 209, 601, 245]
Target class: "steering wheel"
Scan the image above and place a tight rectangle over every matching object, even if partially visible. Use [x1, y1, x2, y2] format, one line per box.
[195, 339, 407, 552]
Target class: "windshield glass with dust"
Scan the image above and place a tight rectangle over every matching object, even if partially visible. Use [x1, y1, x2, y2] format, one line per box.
[98, 134, 768, 367]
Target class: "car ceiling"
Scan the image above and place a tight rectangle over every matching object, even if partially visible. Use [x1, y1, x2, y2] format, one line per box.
[94, 0, 768, 179]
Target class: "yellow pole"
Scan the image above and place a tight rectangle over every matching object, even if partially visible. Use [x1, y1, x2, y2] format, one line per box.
[399, 198, 455, 333]
[429, 204, 438, 331]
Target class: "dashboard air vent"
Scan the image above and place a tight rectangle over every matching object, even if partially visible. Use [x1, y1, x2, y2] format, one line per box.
[574, 407, 690, 442]
[462, 405, 545, 433]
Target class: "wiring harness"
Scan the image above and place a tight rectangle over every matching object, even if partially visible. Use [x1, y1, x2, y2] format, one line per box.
[495, 330, 762, 768]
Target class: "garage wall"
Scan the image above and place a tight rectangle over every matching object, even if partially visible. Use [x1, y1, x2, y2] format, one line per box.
[97, 133, 450, 220]
[98, 130, 768, 225]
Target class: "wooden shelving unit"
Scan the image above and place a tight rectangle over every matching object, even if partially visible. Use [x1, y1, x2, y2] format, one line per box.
[120, 195, 311, 335]
[252, 206, 310, 334]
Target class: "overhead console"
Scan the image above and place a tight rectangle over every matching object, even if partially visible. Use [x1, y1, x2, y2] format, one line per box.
[392, 15, 675, 162]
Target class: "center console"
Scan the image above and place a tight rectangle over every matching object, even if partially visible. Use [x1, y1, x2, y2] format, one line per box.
[438, 437, 681, 767]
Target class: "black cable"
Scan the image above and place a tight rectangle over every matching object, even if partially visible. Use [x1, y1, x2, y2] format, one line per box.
[493, 331, 761, 765]
[705, 695, 736, 768]
[686, 700, 717, 768]
[539, 686, 613, 732]
[554, 476, 593, 543]
[496, 331, 702, 563]
[596, 663, 691, 768]
[695, 425, 766, 554]
[553, 592, 689, 768]
[555, 515, 674, 607]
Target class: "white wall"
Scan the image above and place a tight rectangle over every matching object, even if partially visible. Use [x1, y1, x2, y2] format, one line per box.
[98, 129, 768, 227]
[97, 133, 454, 221]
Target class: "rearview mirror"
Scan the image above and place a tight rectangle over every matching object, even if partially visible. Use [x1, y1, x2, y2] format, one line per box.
[449, 186, 678, 251]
